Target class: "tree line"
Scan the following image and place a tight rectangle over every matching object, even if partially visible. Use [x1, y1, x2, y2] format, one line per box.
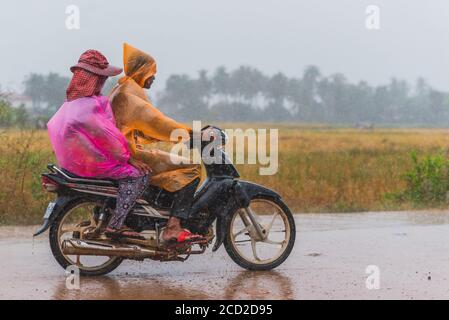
[158, 66, 449, 125]
[2, 65, 449, 128]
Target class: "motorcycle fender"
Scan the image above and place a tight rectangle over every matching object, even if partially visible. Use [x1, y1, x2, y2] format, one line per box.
[236, 180, 281, 201]
[33, 196, 80, 236]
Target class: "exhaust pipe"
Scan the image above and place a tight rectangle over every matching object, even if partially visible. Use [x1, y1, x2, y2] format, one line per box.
[62, 239, 159, 259]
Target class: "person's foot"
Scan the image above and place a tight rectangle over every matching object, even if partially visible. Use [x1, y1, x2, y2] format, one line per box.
[162, 226, 184, 241]
[161, 217, 205, 243]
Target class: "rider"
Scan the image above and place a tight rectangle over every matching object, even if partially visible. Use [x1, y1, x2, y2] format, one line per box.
[47, 49, 150, 240]
[109, 43, 204, 243]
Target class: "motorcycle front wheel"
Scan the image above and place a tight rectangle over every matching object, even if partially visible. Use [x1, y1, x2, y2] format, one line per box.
[224, 195, 296, 271]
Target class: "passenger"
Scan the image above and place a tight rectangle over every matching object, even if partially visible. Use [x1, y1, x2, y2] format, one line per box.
[47, 49, 150, 240]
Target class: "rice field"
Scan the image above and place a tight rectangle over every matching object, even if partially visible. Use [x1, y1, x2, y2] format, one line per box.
[1, 125, 449, 224]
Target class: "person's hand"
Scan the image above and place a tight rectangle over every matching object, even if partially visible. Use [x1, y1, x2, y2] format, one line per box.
[201, 127, 219, 141]
[129, 158, 152, 174]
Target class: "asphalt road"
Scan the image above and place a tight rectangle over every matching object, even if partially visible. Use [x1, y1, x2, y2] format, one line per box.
[2, 211, 449, 299]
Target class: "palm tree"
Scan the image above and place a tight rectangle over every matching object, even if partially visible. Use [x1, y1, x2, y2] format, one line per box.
[23, 73, 46, 109]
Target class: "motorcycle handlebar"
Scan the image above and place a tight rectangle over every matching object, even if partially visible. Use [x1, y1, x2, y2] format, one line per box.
[186, 125, 221, 149]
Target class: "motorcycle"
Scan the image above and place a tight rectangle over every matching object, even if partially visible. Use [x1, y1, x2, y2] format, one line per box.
[34, 126, 296, 276]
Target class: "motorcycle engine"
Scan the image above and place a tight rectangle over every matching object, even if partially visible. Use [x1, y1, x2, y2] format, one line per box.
[184, 210, 213, 235]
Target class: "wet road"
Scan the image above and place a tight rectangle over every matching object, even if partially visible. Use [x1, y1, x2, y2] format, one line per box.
[2, 210, 449, 299]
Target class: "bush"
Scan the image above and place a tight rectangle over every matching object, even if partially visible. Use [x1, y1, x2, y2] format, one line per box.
[394, 150, 449, 205]
[0, 130, 54, 224]
[0, 95, 32, 128]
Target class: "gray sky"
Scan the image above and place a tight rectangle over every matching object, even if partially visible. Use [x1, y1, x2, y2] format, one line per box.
[1, 0, 449, 93]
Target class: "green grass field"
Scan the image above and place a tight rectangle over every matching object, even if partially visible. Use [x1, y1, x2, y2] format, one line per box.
[1, 126, 449, 225]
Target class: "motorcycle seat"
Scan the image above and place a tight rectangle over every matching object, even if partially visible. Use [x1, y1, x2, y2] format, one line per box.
[47, 164, 117, 186]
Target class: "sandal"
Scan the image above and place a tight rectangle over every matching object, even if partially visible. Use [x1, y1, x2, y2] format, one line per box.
[160, 228, 207, 245]
[105, 227, 145, 240]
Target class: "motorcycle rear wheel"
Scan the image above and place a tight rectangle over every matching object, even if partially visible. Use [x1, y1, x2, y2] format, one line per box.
[49, 199, 123, 276]
[224, 195, 296, 271]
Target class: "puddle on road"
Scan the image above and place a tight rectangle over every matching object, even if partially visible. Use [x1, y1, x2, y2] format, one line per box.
[50, 271, 294, 300]
[3, 210, 449, 299]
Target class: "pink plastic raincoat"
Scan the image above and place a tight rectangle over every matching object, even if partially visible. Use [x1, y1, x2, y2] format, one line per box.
[47, 96, 140, 179]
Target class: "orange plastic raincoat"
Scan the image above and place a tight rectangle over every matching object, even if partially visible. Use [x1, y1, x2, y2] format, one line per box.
[109, 43, 201, 192]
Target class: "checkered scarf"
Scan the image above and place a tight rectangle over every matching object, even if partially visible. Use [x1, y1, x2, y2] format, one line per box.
[66, 68, 107, 101]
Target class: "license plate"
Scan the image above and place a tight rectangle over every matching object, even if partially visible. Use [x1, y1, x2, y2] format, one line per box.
[43, 202, 56, 219]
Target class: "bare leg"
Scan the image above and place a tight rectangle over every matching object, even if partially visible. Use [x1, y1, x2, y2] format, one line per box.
[161, 178, 205, 242]
[105, 174, 148, 239]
